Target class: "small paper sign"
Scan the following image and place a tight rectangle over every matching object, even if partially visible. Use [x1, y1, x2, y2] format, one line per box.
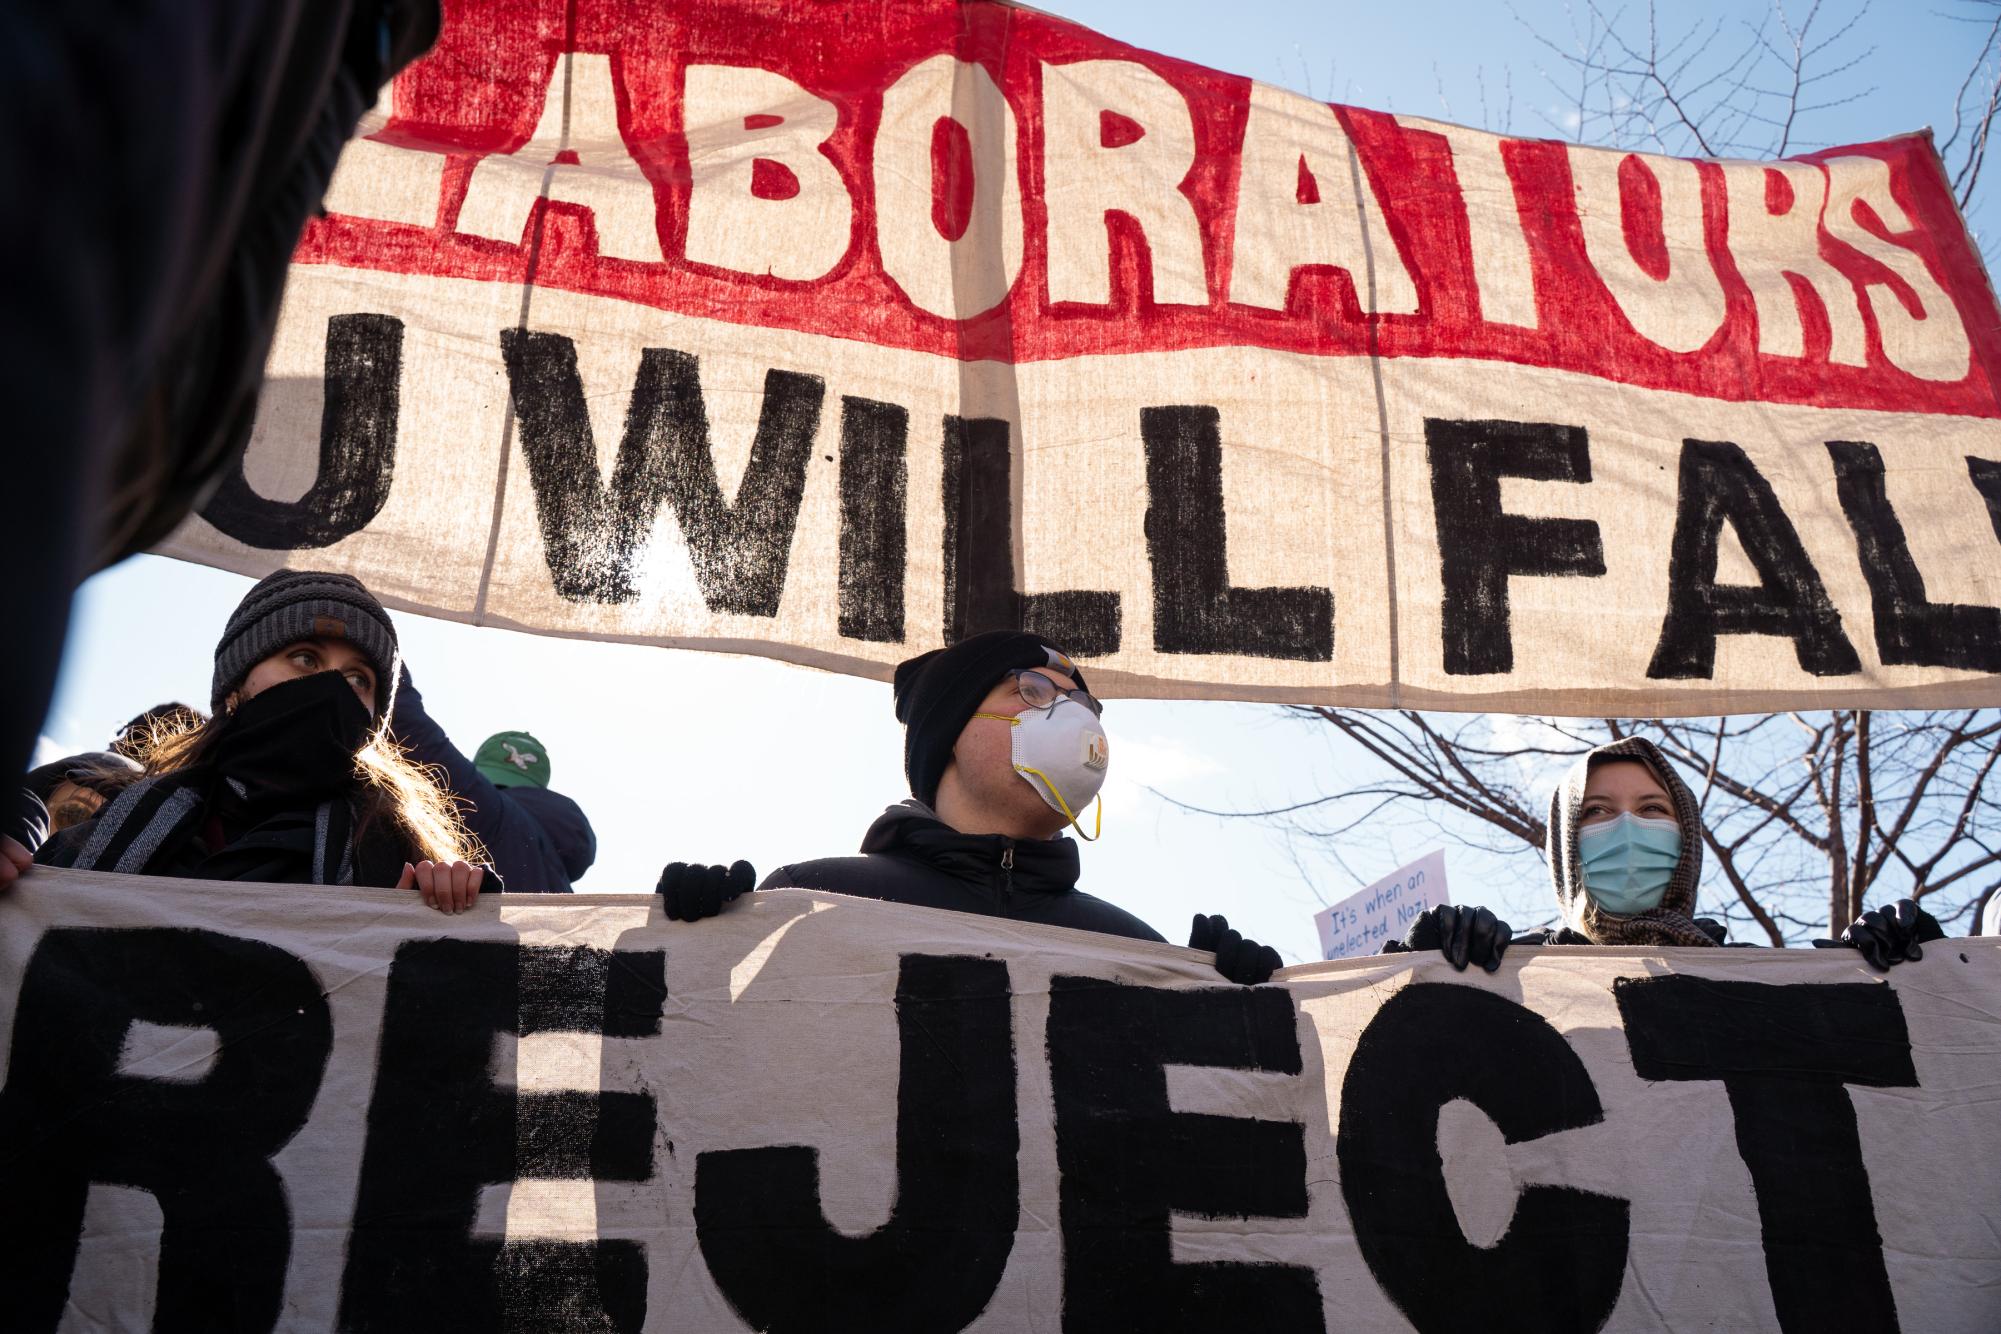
[1315, 850, 1450, 960]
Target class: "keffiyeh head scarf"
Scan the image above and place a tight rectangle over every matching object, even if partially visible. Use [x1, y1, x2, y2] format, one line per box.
[1546, 736, 1716, 947]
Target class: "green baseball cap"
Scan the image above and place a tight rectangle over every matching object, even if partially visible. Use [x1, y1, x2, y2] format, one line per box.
[475, 731, 550, 788]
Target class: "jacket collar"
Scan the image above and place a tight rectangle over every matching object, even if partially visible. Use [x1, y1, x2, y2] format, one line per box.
[860, 800, 1081, 893]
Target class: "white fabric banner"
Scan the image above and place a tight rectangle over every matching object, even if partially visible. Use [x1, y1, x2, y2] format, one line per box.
[153, 0, 2001, 713]
[1, 867, 1996, 1331]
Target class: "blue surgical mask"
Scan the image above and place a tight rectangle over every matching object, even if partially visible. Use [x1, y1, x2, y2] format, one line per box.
[1578, 812, 1683, 915]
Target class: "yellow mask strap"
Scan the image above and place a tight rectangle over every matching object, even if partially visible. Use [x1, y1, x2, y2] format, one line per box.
[1011, 762, 1102, 842]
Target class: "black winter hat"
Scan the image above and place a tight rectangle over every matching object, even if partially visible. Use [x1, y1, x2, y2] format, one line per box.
[212, 570, 401, 719]
[892, 631, 1091, 806]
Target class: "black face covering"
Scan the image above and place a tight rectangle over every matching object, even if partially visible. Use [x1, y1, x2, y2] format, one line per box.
[209, 670, 374, 802]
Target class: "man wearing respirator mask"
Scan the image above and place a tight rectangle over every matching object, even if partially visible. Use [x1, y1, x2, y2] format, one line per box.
[1386, 736, 1943, 971]
[656, 631, 1282, 984]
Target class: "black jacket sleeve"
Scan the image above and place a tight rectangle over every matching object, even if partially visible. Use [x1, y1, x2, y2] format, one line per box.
[389, 668, 573, 892]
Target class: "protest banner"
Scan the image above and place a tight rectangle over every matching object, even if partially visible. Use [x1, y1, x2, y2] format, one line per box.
[152, 0, 2001, 714]
[1315, 849, 1448, 959]
[1, 867, 1996, 1332]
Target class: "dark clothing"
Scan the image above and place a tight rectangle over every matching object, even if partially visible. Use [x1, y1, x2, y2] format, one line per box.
[1515, 919, 1750, 947]
[39, 778, 407, 887]
[761, 801, 1164, 943]
[509, 787, 597, 885]
[390, 672, 591, 892]
[2, 0, 437, 814]
[37, 673, 410, 887]
[1513, 927, 1594, 947]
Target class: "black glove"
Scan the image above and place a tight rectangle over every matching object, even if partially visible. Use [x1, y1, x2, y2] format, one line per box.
[657, 861, 756, 922]
[1398, 905, 1513, 973]
[1189, 913, 1283, 985]
[1812, 898, 1945, 971]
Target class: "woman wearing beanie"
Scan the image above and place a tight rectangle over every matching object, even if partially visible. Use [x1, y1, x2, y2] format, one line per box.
[1386, 736, 1942, 971]
[37, 570, 489, 911]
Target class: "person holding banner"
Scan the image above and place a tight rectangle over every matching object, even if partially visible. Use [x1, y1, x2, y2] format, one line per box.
[31, 571, 490, 912]
[388, 668, 595, 892]
[659, 631, 1283, 984]
[1385, 737, 1726, 968]
[1395, 735, 1943, 969]
[1531, 737, 1736, 949]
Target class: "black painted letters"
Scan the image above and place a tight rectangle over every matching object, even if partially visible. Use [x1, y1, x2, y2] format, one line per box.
[1828, 440, 2001, 670]
[839, 395, 910, 642]
[201, 314, 402, 549]
[1423, 417, 1606, 675]
[695, 954, 1018, 1333]
[1616, 976, 1917, 1333]
[1338, 983, 1629, 1334]
[0, 928, 332, 1334]
[943, 415, 1122, 652]
[1142, 404, 1333, 660]
[1047, 975, 1322, 1333]
[502, 331, 825, 611]
[340, 941, 665, 1333]
[1648, 438, 1860, 678]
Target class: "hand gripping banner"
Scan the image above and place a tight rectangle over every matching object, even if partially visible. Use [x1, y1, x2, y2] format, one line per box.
[159, 0, 2001, 712]
[1, 869, 1997, 1331]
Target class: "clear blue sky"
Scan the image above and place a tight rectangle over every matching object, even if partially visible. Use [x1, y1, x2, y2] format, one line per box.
[37, 0, 1990, 962]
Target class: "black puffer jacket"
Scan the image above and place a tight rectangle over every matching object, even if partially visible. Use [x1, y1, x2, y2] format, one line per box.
[761, 801, 1164, 943]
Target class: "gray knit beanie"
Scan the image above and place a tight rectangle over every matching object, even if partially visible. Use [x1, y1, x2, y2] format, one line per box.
[212, 570, 401, 719]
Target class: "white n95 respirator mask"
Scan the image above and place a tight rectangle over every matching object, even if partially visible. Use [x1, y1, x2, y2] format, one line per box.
[974, 697, 1110, 839]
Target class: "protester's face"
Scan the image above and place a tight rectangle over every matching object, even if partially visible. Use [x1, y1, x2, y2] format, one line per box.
[44, 780, 104, 831]
[1579, 761, 1674, 826]
[949, 668, 1082, 836]
[238, 639, 379, 714]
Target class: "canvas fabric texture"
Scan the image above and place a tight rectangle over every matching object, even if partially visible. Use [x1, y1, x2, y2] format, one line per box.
[0, 866, 1996, 1331]
[151, 0, 2001, 715]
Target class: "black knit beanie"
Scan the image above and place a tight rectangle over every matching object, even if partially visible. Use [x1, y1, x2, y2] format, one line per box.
[212, 570, 401, 719]
[892, 630, 1091, 806]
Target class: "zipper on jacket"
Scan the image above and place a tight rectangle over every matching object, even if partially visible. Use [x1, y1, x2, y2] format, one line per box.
[1000, 841, 1015, 902]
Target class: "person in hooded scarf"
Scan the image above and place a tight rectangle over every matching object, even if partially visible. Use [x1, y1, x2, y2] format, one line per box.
[1389, 736, 1942, 971]
[1533, 736, 1730, 947]
[654, 630, 1284, 985]
[33, 571, 489, 913]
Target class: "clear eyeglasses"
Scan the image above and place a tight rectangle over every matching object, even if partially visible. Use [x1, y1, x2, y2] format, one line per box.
[1008, 668, 1103, 717]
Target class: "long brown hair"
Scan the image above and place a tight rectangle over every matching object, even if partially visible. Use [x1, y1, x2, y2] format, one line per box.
[134, 708, 485, 866]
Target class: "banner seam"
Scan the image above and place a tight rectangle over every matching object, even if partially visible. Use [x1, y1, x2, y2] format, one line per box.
[1348, 137, 1402, 703]
[474, 17, 580, 625]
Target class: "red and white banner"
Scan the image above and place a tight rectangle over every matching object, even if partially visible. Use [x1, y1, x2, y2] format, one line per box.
[161, 0, 2001, 711]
